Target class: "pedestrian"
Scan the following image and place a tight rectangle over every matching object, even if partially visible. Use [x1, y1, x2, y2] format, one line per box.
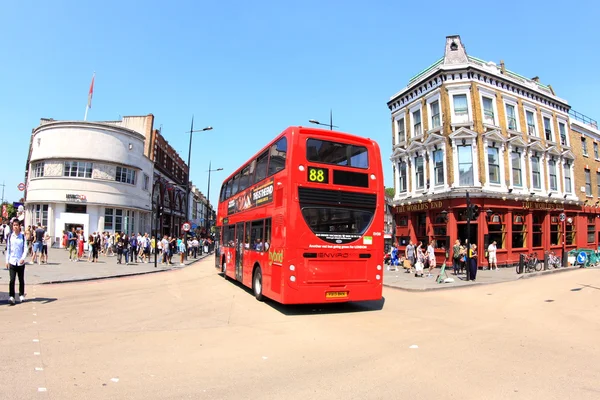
[87, 233, 94, 262]
[469, 244, 478, 281]
[6, 220, 27, 305]
[427, 240, 436, 277]
[92, 232, 100, 262]
[179, 235, 186, 266]
[0, 222, 4, 245]
[42, 230, 50, 264]
[405, 240, 415, 273]
[487, 241, 498, 271]
[116, 233, 124, 264]
[32, 224, 45, 265]
[68, 227, 78, 262]
[414, 241, 425, 277]
[123, 233, 130, 265]
[77, 230, 85, 260]
[452, 239, 461, 275]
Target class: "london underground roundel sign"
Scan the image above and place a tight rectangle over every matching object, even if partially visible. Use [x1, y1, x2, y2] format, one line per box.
[182, 222, 191, 232]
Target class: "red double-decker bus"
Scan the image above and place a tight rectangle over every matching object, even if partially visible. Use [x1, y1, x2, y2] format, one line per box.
[215, 126, 384, 304]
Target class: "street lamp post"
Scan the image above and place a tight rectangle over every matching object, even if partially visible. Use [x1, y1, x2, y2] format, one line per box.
[205, 161, 223, 234]
[309, 109, 338, 130]
[185, 116, 212, 257]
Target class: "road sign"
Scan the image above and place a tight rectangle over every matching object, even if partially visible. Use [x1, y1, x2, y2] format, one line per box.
[182, 222, 191, 232]
[576, 251, 588, 265]
[191, 223, 198, 229]
[559, 213, 566, 222]
[17, 182, 25, 191]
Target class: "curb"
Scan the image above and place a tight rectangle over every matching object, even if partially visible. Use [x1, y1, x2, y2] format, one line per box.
[37, 254, 212, 285]
[383, 265, 590, 292]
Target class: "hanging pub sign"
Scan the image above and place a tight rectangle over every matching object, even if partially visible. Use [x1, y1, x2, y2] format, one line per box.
[227, 178, 274, 215]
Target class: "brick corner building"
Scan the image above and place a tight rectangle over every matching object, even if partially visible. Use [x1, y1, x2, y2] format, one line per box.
[387, 35, 600, 266]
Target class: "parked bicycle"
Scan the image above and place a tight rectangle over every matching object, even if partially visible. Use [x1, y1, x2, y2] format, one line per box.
[517, 252, 542, 273]
[545, 251, 562, 270]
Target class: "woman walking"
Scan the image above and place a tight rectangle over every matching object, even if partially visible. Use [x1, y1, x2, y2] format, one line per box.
[6, 220, 27, 305]
[469, 244, 478, 281]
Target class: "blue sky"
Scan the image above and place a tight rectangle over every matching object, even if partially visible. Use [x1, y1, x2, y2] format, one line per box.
[1, 0, 599, 205]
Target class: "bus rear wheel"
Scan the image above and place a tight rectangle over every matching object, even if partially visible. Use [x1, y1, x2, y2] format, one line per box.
[253, 267, 263, 301]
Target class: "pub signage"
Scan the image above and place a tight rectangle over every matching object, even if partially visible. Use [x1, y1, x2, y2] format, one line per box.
[522, 201, 563, 211]
[396, 200, 443, 213]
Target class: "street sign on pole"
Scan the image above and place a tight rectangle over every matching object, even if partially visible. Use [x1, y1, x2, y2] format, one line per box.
[182, 222, 191, 232]
[576, 251, 588, 265]
[17, 182, 26, 191]
[559, 213, 566, 222]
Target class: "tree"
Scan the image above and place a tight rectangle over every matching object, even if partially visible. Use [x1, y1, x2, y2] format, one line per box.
[385, 187, 395, 198]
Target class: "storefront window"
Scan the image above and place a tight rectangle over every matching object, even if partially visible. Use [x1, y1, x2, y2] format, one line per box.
[587, 216, 595, 244]
[33, 204, 48, 227]
[566, 219, 576, 246]
[512, 213, 526, 248]
[431, 212, 448, 250]
[487, 213, 505, 249]
[532, 213, 543, 248]
[414, 212, 427, 245]
[550, 215, 562, 246]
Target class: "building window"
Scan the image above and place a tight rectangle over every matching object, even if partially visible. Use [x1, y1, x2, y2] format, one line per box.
[482, 97, 495, 125]
[104, 208, 133, 233]
[116, 166, 136, 185]
[430, 101, 441, 129]
[415, 213, 427, 245]
[398, 161, 407, 193]
[559, 122, 567, 146]
[33, 162, 44, 178]
[532, 213, 543, 247]
[597, 172, 600, 197]
[582, 137, 588, 156]
[453, 94, 469, 123]
[433, 149, 444, 186]
[548, 160, 557, 191]
[543, 117, 553, 142]
[65, 204, 87, 214]
[566, 220, 576, 246]
[487, 147, 500, 184]
[415, 156, 424, 189]
[143, 174, 149, 191]
[595, 143, 599, 159]
[526, 110, 536, 136]
[397, 118, 405, 143]
[488, 213, 505, 249]
[105, 208, 114, 230]
[33, 204, 48, 227]
[64, 161, 92, 178]
[585, 170, 592, 196]
[550, 215, 562, 246]
[431, 212, 448, 250]
[512, 213, 526, 248]
[458, 144, 473, 186]
[511, 151, 522, 187]
[506, 104, 517, 131]
[192, 200, 198, 219]
[588, 216, 595, 244]
[412, 110, 422, 137]
[531, 156, 541, 190]
[564, 163, 572, 193]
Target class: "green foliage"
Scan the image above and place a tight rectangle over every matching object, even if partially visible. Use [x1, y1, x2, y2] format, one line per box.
[1, 202, 16, 220]
[385, 187, 395, 198]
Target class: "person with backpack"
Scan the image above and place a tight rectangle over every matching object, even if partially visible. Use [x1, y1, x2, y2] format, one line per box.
[92, 232, 100, 262]
[6, 220, 27, 305]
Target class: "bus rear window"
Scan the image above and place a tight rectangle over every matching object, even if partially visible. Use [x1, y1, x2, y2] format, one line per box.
[306, 138, 368, 169]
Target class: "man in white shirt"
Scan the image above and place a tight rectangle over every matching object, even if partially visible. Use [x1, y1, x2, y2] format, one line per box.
[488, 241, 498, 270]
[6, 220, 27, 305]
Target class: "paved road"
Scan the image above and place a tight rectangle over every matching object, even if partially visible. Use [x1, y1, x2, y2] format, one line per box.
[1, 257, 599, 399]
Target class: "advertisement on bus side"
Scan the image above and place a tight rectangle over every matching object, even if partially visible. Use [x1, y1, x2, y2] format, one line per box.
[227, 178, 274, 215]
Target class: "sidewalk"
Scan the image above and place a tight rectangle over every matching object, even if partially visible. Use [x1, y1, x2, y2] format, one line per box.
[383, 262, 586, 291]
[0, 243, 212, 285]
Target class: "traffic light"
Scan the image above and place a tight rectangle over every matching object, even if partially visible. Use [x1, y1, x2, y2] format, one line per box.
[471, 205, 480, 219]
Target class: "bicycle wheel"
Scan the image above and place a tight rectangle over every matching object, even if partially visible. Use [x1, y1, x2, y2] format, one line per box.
[534, 261, 543, 271]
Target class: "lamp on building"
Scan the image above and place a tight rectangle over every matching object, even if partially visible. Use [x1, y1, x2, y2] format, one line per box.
[309, 110, 337, 130]
[530, 192, 536, 197]
[548, 193, 552, 197]
[485, 209, 493, 219]
[508, 188, 513, 193]
[440, 210, 448, 223]
[563, 194, 568, 199]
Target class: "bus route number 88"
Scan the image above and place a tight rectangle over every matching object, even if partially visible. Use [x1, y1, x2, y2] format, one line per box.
[307, 167, 328, 184]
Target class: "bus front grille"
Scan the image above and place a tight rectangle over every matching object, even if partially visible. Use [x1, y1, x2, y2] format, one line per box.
[298, 187, 376, 208]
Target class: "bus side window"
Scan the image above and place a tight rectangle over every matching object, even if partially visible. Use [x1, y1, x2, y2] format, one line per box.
[264, 218, 272, 251]
[238, 165, 250, 192]
[220, 184, 226, 202]
[245, 222, 251, 249]
[224, 224, 235, 247]
[268, 137, 287, 176]
[232, 173, 241, 196]
[225, 180, 232, 199]
[250, 220, 264, 252]
[247, 159, 257, 186]
[255, 151, 269, 183]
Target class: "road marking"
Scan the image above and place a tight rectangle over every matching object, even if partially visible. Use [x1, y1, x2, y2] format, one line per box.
[35, 367, 43, 371]
[33, 321, 37, 324]
[409, 345, 419, 349]
[262, 356, 268, 360]
[33, 339, 39, 342]
[111, 378, 119, 383]
[33, 313, 37, 316]
[34, 352, 40, 356]
[38, 388, 47, 392]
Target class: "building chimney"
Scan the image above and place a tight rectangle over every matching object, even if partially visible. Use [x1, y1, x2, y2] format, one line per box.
[443, 35, 468, 65]
[531, 76, 540, 82]
[500, 60, 506, 74]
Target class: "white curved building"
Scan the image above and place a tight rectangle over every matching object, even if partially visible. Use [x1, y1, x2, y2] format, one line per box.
[25, 119, 153, 245]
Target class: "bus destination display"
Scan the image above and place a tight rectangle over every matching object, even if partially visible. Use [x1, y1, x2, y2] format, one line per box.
[307, 166, 329, 184]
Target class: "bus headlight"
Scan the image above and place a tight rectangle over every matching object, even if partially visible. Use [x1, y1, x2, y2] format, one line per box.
[290, 275, 296, 282]
[299, 165, 305, 172]
[289, 265, 295, 271]
[377, 265, 382, 271]
[370, 174, 376, 180]
[376, 274, 381, 280]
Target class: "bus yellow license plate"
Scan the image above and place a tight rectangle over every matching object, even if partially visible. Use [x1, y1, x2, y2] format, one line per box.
[326, 291, 348, 298]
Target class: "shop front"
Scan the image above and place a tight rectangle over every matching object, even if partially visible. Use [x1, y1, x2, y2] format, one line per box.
[394, 197, 589, 267]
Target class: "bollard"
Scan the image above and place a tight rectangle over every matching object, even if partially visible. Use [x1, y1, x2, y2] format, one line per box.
[544, 252, 549, 270]
[562, 251, 569, 268]
[517, 253, 525, 274]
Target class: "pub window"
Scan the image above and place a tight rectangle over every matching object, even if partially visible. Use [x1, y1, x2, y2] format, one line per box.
[431, 212, 448, 250]
[566, 219, 576, 246]
[587, 216, 595, 244]
[550, 215, 562, 246]
[414, 213, 427, 245]
[398, 216, 408, 226]
[512, 213, 526, 248]
[488, 213, 505, 249]
[532, 213, 543, 248]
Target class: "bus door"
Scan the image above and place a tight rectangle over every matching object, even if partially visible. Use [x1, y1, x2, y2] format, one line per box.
[235, 222, 244, 281]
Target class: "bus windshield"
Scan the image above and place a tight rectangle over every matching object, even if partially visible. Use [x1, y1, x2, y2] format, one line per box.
[301, 206, 374, 244]
[306, 138, 369, 168]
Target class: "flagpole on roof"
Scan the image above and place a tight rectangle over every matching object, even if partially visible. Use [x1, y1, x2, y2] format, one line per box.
[84, 72, 95, 121]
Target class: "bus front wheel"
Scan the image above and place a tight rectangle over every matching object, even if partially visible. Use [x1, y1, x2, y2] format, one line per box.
[253, 267, 263, 301]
